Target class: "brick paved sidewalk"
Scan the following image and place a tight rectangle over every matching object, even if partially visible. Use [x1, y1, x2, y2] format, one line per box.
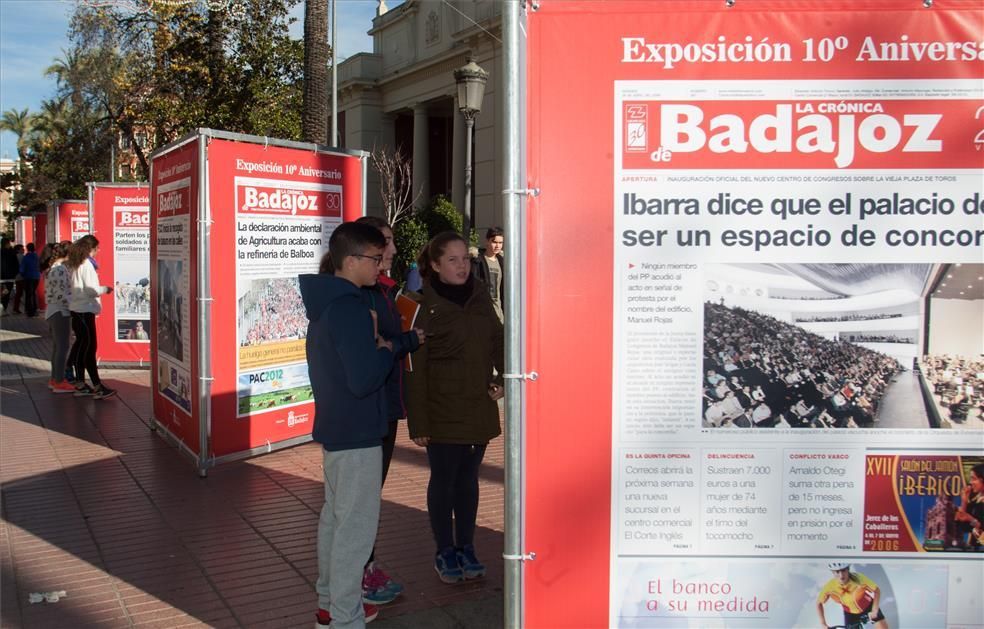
[1, 312, 505, 628]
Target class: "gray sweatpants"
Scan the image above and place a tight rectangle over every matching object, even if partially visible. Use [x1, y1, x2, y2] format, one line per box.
[48, 312, 71, 381]
[317, 446, 381, 629]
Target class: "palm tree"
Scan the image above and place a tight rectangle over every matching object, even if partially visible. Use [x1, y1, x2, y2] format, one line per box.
[302, 0, 329, 145]
[45, 50, 86, 109]
[33, 99, 71, 138]
[0, 108, 35, 162]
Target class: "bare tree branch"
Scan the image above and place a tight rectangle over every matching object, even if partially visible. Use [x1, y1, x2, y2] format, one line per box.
[371, 145, 420, 226]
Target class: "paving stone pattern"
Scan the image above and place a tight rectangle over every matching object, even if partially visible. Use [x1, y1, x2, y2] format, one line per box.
[1, 312, 505, 628]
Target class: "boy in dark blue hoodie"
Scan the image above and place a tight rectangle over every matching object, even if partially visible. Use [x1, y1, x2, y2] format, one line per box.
[300, 222, 396, 629]
[354, 216, 424, 605]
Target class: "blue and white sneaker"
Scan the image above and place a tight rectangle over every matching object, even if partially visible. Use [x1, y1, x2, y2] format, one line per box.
[455, 545, 486, 579]
[435, 547, 465, 583]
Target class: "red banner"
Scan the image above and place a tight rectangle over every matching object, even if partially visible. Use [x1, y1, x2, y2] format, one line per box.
[47, 200, 88, 243]
[527, 2, 982, 627]
[32, 212, 47, 251]
[151, 141, 200, 454]
[205, 137, 364, 457]
[150, 132, 366, 465]
[620, 99, 984, 170]
[90, 184, 151, 365]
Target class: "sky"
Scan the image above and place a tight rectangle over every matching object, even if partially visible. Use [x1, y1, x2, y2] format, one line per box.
[0, 0, 379, 160]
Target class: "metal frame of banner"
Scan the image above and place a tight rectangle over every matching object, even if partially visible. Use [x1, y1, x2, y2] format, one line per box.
[503, 3, 532, 628]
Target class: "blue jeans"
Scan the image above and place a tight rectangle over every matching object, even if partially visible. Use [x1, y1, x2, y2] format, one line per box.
[47, 312, 71, 380]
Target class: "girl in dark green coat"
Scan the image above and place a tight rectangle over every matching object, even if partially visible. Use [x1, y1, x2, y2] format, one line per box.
[406, 231, 504, 584]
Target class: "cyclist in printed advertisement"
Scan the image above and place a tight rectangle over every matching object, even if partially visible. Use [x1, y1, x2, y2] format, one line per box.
[955, 463, 984, 549]
[816, 562, 889, 629]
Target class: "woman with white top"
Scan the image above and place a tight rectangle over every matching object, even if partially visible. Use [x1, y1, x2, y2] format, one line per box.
[42, 241, 76, 393]
[66, 235, 116, 400]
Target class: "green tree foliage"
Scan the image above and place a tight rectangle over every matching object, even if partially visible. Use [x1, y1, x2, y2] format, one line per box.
[419, 194, 463, 238]
[392, 215, 428, 288]
[12, 97, 113, 213]
[0, 108, 36, 161]
[8, 0, 303, 217]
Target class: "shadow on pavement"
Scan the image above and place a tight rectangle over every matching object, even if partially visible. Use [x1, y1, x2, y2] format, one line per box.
[1, 375, 505, 628]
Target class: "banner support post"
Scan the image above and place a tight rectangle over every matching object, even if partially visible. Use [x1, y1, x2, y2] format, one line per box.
[197, 132, 213, 477]
[87, 184, 95, 238]
[503, 1, 527, 627]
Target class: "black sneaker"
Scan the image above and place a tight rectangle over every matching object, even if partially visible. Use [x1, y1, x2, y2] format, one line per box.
[73, 384, 94, 397]
[93, 386, 117, 400]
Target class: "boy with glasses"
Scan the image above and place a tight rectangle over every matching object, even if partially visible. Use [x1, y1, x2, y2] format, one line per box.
[300, 222, 396, 628]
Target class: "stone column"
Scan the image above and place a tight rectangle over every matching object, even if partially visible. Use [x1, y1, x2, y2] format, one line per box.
[412, 103, 430, 208]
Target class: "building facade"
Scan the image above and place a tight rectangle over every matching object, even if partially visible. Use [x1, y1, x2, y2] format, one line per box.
[337, 0, 503, 231]
[0, 157, 19, 235]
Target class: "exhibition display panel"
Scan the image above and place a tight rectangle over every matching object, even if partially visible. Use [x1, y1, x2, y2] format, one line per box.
[32, 211, 47, 251]
[149, 129, 366, 474]
[523, 1, 983, 627]
[46, 199, 88, 243]
[13, 216, 33, 246]
[32, 211, 48, 311]
[87, 183, 151, 365]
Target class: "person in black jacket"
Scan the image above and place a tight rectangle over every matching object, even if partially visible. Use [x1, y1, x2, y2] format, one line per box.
[0, 238, 19, 314]
[300, 222, 400, 628]
[470, 227, 504, 322]
[409, 231, 504, 584]
[354, 215, 424, 605]
[19, 242, 42, 317]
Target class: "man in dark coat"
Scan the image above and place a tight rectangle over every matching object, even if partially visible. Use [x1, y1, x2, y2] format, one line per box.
[0, 238, 19, 314]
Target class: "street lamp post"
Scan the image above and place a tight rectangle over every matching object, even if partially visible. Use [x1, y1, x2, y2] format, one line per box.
[454, 58, 488, 240]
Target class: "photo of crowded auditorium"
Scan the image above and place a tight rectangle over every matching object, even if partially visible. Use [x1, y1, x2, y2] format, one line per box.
[237, 277, 307, 348]
[702, 263, 983, 430]
[918, 263, 984, 429]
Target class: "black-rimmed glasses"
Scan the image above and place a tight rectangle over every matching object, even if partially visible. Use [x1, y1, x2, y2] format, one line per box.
[353, 254, 383, 265]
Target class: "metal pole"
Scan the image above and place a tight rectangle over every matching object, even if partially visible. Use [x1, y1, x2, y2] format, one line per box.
[463, 115, 474, 239]
[110, 138, 115, 182]
[502, 1, 524, 628]
[330, 0, 337, 146]
[197, 132, 212, 477]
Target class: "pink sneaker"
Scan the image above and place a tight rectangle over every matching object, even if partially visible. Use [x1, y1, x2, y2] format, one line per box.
[51, 380, 76, 394]
[315, 603, 378, 627]
[363, 564, 401, 604]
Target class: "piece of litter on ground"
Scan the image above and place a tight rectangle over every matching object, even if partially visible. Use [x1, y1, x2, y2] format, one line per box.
[29, 590, 67, 604]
